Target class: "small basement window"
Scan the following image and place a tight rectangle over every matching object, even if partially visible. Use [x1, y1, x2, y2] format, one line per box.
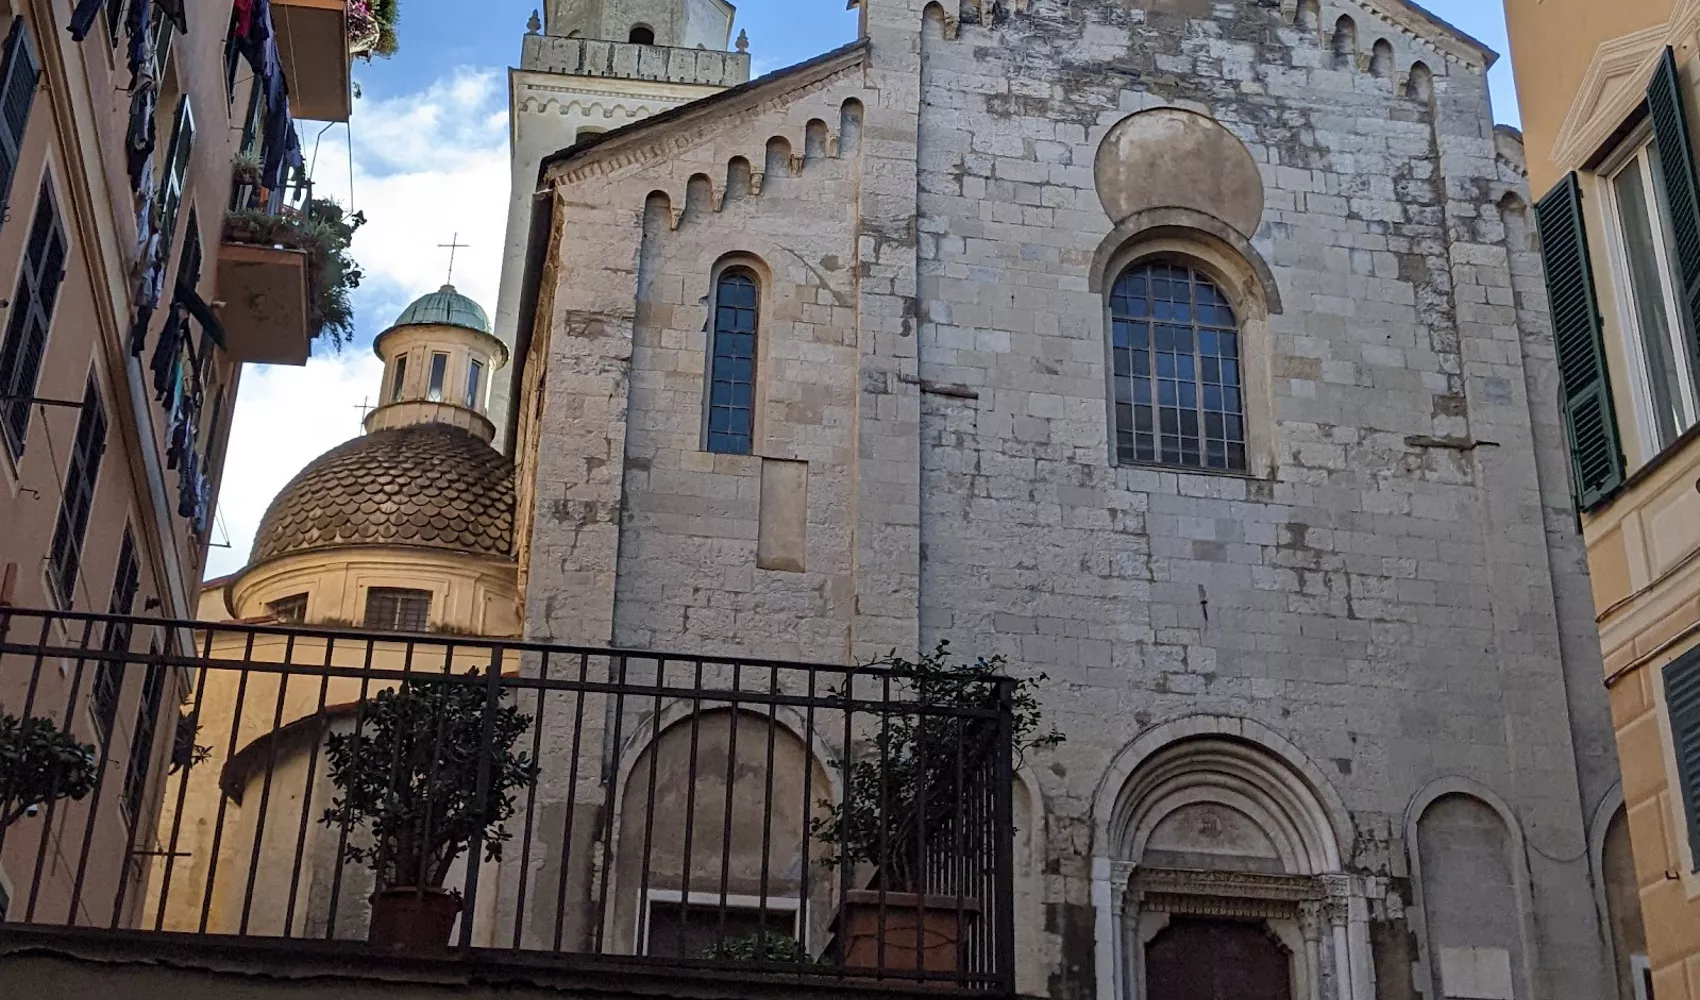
[640, 890, 800, 958]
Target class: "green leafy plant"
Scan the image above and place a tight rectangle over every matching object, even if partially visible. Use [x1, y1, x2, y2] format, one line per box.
[810, 642, 1063, 890]
[223, 197, 366, 349]
[319, 673, 539, 890]
[0, 714, 99, 833]
[348, 0, 399, 58]
[702, 931, 815, 964]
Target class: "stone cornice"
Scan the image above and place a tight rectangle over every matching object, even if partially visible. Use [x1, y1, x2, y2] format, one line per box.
[1130, 867, 1329, 902]
[1548, 3, 1700, 178]
[543, 41, 868, 188]
[1347, 0, 1499, 71]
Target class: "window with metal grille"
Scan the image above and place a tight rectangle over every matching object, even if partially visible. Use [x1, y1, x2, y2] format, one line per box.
[49, 377, 109, 607]
[0, 178, 67, 459]
[267, 593, 308, 623]
[706, 269, 758, 454]
[364, 588, 432, 632]
[1110, 262, 1246, 472]
[427, 353, 448, 402]
[121, 650, 166, 826]
[92, 529, 141, 742]
[0, 17, 39, 220]
[1666, 646, 1700, 869]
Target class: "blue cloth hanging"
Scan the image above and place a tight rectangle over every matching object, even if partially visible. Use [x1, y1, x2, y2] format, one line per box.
[68, 0, 106, 42]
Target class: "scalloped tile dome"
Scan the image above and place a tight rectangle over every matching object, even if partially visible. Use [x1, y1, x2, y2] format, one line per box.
[250, 424, 514, 564]
[391, 284, 492, 334]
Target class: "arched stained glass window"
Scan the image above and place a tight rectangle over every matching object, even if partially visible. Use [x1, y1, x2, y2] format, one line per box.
[1110, 262, 1247, 471]
[706, 269, 758, 454]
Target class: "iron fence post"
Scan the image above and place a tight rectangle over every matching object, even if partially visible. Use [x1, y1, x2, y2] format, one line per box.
[458, 645, 505, 951]
[993, 677, 1017, 993]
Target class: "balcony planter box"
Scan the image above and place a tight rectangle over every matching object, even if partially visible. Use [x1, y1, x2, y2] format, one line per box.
[833, 890, 980, 976]
[368, 887, 461, 956]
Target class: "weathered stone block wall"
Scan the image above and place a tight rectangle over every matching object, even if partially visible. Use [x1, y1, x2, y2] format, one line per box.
[522, 1, 1623, 998]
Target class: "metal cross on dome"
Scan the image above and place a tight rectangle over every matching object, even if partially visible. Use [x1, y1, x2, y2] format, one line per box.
[438, 233, 470, 285]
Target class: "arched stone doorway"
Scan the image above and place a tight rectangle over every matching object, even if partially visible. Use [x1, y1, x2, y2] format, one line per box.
[1094, 727, 1377, 1000]
[1146, 917, 1294, 1000]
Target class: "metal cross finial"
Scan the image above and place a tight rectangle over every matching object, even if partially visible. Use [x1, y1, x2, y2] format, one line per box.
[354, 395, 375, 422]
[438, 233, 469, 285]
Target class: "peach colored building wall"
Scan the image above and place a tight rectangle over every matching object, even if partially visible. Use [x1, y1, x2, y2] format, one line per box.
[0, 0, 334, 932]
[1503, 1, 1700, 996]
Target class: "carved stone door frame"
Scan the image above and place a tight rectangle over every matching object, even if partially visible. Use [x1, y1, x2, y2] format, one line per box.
[1103, 864, 1374, 1000]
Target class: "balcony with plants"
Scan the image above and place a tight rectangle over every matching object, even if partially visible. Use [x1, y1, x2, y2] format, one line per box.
[0, 606, 1033, 1000]
[217, 152, 364, 365]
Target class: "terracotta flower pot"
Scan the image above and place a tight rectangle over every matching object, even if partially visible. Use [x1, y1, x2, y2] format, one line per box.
[834, 889, 980, 976]
[368, 887, 462, 956]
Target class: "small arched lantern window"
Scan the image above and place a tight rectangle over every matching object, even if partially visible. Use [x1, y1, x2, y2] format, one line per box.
[706, 268, 759, 454]
[1110, 261, 1247, 472]
[629, 24, 655, 44]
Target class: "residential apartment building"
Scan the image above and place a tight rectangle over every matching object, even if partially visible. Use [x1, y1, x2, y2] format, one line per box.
[1503, 0, 1700, 997]
[0, 0, 352, 929]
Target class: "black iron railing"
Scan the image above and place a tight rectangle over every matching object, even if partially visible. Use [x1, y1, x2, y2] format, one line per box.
[0, 607, 1016, 990]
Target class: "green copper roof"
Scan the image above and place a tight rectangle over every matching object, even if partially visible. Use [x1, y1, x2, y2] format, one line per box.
[391, 285, 492, 334]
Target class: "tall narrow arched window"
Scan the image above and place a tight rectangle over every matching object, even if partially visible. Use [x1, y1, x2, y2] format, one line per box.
[1110, 262, 1246, 471]
[706, 268, 759, 454]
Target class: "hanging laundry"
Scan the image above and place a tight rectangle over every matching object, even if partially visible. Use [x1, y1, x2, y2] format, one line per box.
[67, 0, 107, 42]
[233, 0, 255, 40]
[125, 77, 157, 191]
[156, 0, 187, 34]
[126, 0, 153, 90]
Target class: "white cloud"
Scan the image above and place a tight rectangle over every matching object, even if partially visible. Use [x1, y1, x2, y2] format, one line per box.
[205, 67, 511, 579]
[310, 68, 512, 311]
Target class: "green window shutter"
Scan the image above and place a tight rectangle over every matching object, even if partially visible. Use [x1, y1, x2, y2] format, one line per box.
[1647, 46, 1700, 384]
[1664, 647, 1700, 869]
[1535, 173, 1626, 510]
[0, 16, 40, 221]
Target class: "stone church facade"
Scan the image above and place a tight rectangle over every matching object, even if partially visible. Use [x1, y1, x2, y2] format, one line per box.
[506, 1, 1631, 998]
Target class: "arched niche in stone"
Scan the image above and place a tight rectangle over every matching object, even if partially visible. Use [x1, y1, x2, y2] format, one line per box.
[1091, 721, 1373, 1000]
[1405, 780, 1536, 1000]
[604, 707, 834, 958]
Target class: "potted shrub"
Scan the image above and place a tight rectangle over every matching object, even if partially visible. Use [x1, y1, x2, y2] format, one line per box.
[813, 642, 1062, 977]
[319, 672, 539, 956]
[0, 714, 99, 835]
[702, 931, 815, 965]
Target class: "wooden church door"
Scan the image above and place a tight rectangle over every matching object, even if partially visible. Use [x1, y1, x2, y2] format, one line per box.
[1145, 917, 1294, 1000]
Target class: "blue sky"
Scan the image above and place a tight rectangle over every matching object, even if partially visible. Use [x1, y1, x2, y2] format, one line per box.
[205, 0, 1520, 578]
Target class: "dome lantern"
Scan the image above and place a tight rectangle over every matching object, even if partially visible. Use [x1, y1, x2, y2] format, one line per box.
[367, 285, 509, 443]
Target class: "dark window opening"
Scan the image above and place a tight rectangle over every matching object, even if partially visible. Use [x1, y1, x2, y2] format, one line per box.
[121, 650, 167, 826]
[49, 377, 110, 607]
[642, 899, 797, 958]
[465, 359, 484, 409]
[426, 352, 448, 402]
[266, 593, 309, 623]
[92, 529, 141, 742]
[390, 353, 409, 402]
[0, 17, 41, 221]
[0, 177, 67, 459]
[1109, 262, 1247, 472]
[364, 588, 432, 632]
[706, 269, 758, 455]
[629, 24, 655, 44]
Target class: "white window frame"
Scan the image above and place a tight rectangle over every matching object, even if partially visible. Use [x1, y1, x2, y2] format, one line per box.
[1631, 954, 1653, 1000]
[636, 888, 804, 957]
[1599, 123, 1700, 459]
